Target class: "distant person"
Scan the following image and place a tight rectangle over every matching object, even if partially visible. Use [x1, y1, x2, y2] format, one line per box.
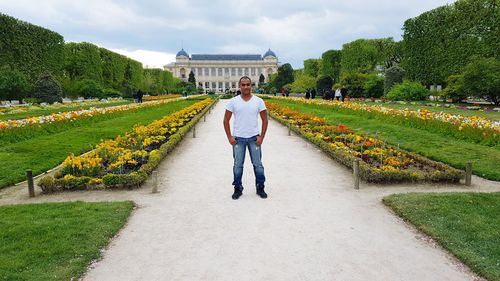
[311, 88, 316, 99]
[285, 89, 290, 97]
[137, 90, 144, 103]
[223, 76, 268, 200]
[335, 88, 341, 101]
[305, 89, 311, 99]
[340, 87, 348, 102]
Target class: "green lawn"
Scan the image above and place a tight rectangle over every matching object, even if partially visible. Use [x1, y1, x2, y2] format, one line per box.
[358, 101, 500, 121]
[0, 100, 132, 120]
[0, 201, 134, 281]
[271, 99, 500, 181]
[383, 192, 500, 281]
[0, 99, 197, 188]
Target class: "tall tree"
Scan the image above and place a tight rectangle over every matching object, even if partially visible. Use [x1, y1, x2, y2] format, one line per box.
[272, 63, 294, 91]
[188, 70, 196, 85]
[303, 59, 321, 77]
[321, 50, 342, 83]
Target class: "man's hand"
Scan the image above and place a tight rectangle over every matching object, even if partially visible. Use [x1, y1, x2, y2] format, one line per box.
[256, 135, 264, 145]
[228, 136, 237, 145]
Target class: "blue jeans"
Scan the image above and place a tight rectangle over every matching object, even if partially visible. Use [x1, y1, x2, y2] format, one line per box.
[232, 135, 266, 188]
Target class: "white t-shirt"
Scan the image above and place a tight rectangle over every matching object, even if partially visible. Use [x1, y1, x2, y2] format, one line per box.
[225, 95, 266, 138]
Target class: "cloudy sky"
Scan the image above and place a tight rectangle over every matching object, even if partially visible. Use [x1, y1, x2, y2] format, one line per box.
[0, 0, 454, 69]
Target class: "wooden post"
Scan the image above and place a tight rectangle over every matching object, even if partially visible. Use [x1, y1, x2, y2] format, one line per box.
[353, 160, 360, 190]
[26, 169, 35, 197]
[204, 115, 206, 122]
[465, 162, 472, 186]
[152, 171, 159, 193]
[288, 124, 291, 136]
[193, 126, 196, 138]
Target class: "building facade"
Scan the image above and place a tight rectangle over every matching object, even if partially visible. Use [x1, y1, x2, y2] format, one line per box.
[164, 49, 279, 91]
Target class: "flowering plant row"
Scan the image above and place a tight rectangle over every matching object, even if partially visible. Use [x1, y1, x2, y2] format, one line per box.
[277, 97, 500, 146]
[143, 94, 181, 101]
[266, 101, 462, 183]
[0, 98, 126, 114]
[0, 97, 183, 130]
[37, 98, 215, 191]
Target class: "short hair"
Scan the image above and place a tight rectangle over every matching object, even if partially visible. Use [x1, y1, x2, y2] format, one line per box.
[239, 76, 251, 85]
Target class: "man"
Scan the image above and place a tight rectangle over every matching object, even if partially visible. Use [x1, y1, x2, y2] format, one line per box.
[223, 76, 268, 200]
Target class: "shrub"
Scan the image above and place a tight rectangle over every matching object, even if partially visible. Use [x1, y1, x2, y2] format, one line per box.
[0, 67, 31, 102]
[341, 73, 365, 98]
[386, 81, 430, 101]
[442, 74, 467, 102]
[384, 66, 405, 94]
[32, 72, 63, 104]
[37, 176, 60, 193]
[76, 79, 104, 99]
[363, 74, 384, 98]
[462, 57, 500, 105]
[102, 88, 122, 98]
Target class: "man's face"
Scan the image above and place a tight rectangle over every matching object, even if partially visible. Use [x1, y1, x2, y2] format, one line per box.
[239, 79, 251, 95]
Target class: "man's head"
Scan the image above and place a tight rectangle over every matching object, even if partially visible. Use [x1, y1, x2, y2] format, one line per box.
[239, 76, 252, 95]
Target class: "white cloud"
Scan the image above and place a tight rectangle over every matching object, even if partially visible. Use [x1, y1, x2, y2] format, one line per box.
[109, 48, 176, 69]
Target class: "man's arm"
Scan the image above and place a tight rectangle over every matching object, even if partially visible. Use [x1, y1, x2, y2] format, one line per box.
[256, 110, 268, 145]
[223, 110, 236, 145]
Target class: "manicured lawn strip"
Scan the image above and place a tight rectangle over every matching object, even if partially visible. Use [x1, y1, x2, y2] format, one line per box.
[272, 99, 500, 181]
[0, 201, 134, 281]
[383, 192, 500, 281]
[359, 101, 500, 121]
[0, 100, 132, 121]
[0, 100, 197, 188]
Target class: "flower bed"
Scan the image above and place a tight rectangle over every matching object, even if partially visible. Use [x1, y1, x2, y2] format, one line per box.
[37, 98, 215, 191]
[0, 97, 183, 130]
[143, 94, 181, 101]
[266, 101, 462, 183]
[277, 97, 500, 146]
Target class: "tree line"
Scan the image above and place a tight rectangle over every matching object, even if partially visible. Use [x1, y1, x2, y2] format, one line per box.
[0, 13, 182, 103]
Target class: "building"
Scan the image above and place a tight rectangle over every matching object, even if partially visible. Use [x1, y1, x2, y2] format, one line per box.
[164, 48, 279, 92]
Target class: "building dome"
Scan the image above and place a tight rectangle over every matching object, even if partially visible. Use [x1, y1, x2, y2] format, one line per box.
[263, 48, 276, 58]
[176, 48, 189, 57]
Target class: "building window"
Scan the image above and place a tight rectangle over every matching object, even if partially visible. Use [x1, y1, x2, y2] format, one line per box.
[180, 68, 186, 79]
[231, 82, 236, 88]
[218, 68, 223, 76]
[204, 68, 209, 76]
[238, 68, 242, 76]
[205, 82, 210, 88]
[244, 68, 249, 75]
[225, 82, 230, 89]
[231, 68, 236, 76]
[218, 82, 223, 89]
[197, 68, 203, 76]
[211, 68, 216, 76]
[251, 68, 256, 76]
[212, 82, 216, 89]
[225, 68, 229, 75]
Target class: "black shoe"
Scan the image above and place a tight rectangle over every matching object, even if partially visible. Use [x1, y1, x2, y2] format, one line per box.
[256, 184, 268, 199]
[232, 186, 243, 200]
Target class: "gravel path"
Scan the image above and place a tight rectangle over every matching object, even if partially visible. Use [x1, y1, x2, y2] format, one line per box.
[2, 99, 498, 280]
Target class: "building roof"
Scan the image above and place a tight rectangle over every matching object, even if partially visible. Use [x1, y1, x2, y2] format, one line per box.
[176, 48, 189, 57]
[263, 48, 276, 58]
[191, 54, 262, 61]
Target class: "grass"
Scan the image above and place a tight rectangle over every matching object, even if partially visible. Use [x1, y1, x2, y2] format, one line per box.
[0, 201, 134, 281]
[0, 99, 197, 188]
[271, 99, 500, 181]
[383, 192, 500, 281]
[0, 100, 132, 121]
[358, 101, 500, 121]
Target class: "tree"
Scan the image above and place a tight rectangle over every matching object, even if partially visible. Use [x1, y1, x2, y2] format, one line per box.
[76, 79, 103, 99]
[386, 81, 430, 101]
[0, 67, 31, 102]
[442, 74, 467, 102]
[303, 59, 321, 77]
[321, 50, 342, 82]
[462, 57, 500, 105]
[188, 70, 196, 85]
[402, 0, 499, 85]
[384, 66, 406, 94]
[341, 38, 396, 76]
[272, 63, 294, 91]
[290, 71, 316, 93]
[316, 75, 333, 96]
[33, 72, 63, 103]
